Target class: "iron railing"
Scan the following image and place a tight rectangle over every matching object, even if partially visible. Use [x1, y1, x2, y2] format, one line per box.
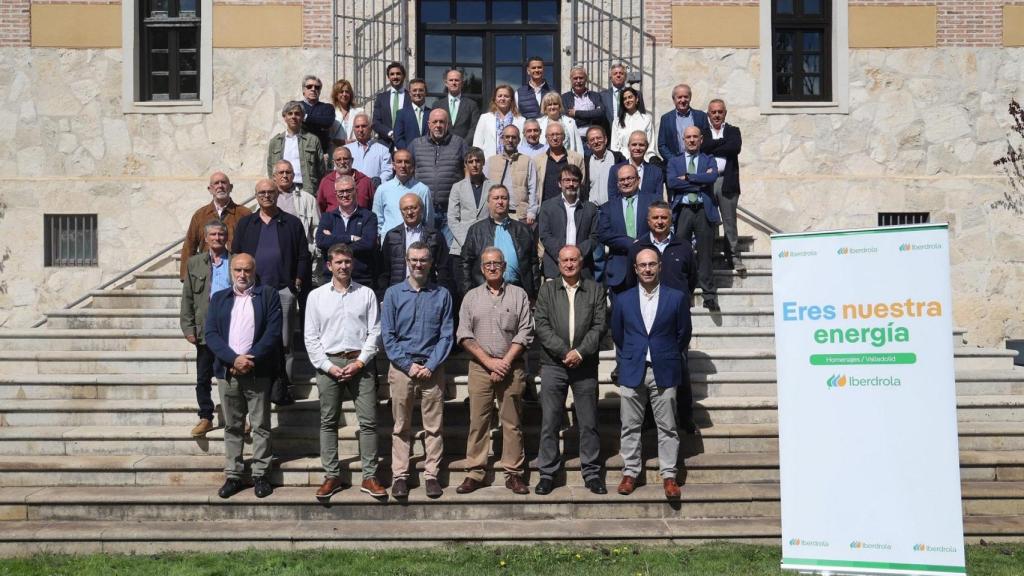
[334, 0, 410, 109]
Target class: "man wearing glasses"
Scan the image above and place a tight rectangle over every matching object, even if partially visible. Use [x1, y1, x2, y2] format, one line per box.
[597, 163, 657, 306]
[316, 147, 376, 213]
[537, 165, 599, 280]
[314, 175, 378, 285]
[299, 75, 335, 153]
[459, 185, 538, 299]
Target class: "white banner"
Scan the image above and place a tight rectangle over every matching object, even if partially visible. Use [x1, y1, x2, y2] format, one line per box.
[773, 224, 965, 575]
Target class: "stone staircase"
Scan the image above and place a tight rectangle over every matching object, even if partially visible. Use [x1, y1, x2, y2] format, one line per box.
[1, 234, 1023, 554]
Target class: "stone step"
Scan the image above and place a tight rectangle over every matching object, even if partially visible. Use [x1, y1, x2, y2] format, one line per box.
[693, 288, 774, 308]
[712, 269, 772, 290]
[0, 330, 193, 352]
[45, 309, 181, 330]
[87, 290, 181, 310]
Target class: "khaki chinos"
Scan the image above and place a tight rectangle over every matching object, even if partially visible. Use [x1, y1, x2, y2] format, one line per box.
[389, 365, 446, 481]
[464, 359, 527, 481]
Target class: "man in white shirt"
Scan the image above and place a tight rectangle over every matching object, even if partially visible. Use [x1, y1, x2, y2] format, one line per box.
[304, 243, 387, 502]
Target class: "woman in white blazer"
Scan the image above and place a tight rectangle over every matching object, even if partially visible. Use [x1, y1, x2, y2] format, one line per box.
[537, 92, 584, 154]
[472, 84, 525, 156]
[610, 86, 656, 162]
[328, 79, 364, 148]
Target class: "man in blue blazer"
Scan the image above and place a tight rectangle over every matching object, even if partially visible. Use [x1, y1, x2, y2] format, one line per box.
[371, 61, 409, 148]
[392, 79, 430, 151]
[205, 253, 283, 500]
[611, 247, 691, 499]
[607, 131, 664, 198]
[667, 126, 720, 311]
[597, 164, 656, 302]
[657, 84, 710, 162]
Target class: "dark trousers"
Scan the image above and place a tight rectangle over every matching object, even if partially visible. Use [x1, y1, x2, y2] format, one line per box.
[537, 364, 601, 481]
[675, 205, 717, 301]
[195, 343, 216, 420]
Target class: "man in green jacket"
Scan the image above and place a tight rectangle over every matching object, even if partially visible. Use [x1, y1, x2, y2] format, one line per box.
[180, 220, 233, 437]
[267, 101, 325, 195]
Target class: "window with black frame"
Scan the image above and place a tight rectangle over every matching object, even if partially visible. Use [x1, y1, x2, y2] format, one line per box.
[772, 0, 831, 102]
[139, 0, 200, 101]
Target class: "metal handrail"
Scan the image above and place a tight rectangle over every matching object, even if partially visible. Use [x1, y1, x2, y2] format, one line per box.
[737, 205, 784, 235]
[30, 195, 258, 328]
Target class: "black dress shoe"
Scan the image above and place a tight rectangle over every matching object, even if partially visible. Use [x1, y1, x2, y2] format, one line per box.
[703, 299, 720, 312]
[254, 476, 274, 498]
[218, 477, 249, 499]
[271, 378, 295, 406]
[391, 478, 409, 499]
[585, 478, 608, 495]
[534, 477, 554, 495]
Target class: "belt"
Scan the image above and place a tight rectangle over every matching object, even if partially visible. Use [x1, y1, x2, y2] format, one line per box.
[328, 350, 361, 360]
[685, 202, 704, 211]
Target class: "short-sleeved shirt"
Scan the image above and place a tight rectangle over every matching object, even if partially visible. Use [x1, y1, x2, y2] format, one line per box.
[457, 282, 534, 359]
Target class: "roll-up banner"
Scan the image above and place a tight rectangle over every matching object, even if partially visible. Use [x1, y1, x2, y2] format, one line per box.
[773, 224, 966, 575]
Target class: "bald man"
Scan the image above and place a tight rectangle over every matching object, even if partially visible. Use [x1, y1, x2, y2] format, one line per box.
[409, 108, 468, 242]
[179, 172, 252, 280]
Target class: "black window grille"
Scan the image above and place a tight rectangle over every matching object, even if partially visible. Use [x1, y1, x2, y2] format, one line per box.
[139, 0, 200, 101]
[772, 0, 831, 102]
[878, 212, 930, 227]
[44, 214, 98, 267]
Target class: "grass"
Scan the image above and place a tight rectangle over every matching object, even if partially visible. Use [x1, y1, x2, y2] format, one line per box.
[0, 543, 1022, 575]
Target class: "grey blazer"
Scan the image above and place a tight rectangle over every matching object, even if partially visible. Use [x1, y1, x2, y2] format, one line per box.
[447, 177, 495, 255]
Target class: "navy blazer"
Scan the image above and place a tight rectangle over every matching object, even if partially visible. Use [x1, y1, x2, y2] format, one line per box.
[626, 234, 698, 296]
[666, 153, 721, 223]
[657, 109, 711, 161]
[597, 192, 657, 289]
[315, 207, 379, 285]
[371, 89, 412, 146]
[204, 285, 283, 380]
[561, 90, 606, 133]
[611, 284, 691, 389]
[701, 123, 742, 196]
[608, 161, 665, 198]
[300, 99, 335, 151]
[232, 210, 312, 292]
[393, 104, 431, 151]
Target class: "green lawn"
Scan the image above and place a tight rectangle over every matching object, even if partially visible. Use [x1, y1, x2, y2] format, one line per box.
[0, 543, 1022, 575]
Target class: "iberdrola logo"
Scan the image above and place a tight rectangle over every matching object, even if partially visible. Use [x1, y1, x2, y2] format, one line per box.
[899, 243, 913, 252]
[913, 544, 927, 551]
[778, 250, 791, 258]
[850, 541, 864, 549]
[827, 374, 847, 389]
[837, 247, 850, 255]
[790, 539, 801, 545]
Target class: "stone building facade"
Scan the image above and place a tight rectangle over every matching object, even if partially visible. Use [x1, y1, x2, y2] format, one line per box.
[0, 0, 1022, 346]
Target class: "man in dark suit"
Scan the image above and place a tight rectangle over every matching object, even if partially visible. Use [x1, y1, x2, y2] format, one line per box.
[442, 68, 481, 145]
[657, 83, 710, 162]
[608, 131, 665, 198]
[701, 98, 744, 272]
[371, 61, 409, 148]
[597, 164, 656, 303]
[562, 66, 605, 153]
[611, 248, 691, 500]
[533, 245, 608, 496]
[393, 78, 430, 151]
[378, 192, 450, 292]
[599, 63, 643, 132]
[205, 253, 283, 500]
[537, 165, 599, 280]
[667, 126, 721, 311]
[299, 75, 335, 153]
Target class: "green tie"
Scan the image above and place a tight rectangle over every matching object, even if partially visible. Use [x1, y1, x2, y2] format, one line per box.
[415, 107, 422, 135]
[449, 97, 457, 122]
[391, 90, 399, 127]
[688, 154, 696, 173]
[625, 196, 636, 238]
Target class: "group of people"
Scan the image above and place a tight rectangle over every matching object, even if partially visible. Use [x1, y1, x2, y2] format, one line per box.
[178, 59, 745, 503]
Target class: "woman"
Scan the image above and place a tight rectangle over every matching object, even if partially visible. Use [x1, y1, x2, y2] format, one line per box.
[610, 86, 656, 161]
[537, 92, 584, 154]
[472, 85, 525, 156]
[328, 79, 363, 148]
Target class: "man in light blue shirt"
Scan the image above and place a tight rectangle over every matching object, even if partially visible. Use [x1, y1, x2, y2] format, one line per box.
[372, 149, 432, 244]
[345, 112, 394, 187]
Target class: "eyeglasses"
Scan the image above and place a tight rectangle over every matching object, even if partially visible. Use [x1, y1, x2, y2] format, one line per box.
[255, 191, 276, 197]
[335, 189, 355, 196]
[482, 261, 505, 269]
[304, 84, 322, 91]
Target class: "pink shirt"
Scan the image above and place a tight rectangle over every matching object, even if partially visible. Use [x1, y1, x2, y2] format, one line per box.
[227, 286, 255, 356]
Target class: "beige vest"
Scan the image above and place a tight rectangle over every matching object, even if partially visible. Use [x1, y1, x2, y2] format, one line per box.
[486, 153, 534, 221]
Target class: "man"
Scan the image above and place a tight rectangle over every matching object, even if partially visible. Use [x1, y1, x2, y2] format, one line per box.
[701, 98, 745, 272]
[299, 75, 336, 153]
[597, 164, 657, 302]
[534, 122, 585, 204]
[371, 61, 408, 147]
[346, 112, 394, 188]
[461, 185, 538, 299]
[373, 149, 432, 242]
[441, 68, 481, 144]
[393, 78, 430, 151]
[180, 220, 233, 437]
[304, 243, 387, 501]
[409, 109, 468, 238]
[315, 175, 378, 285]
[626, 200, 698, 297]
[537, 165, 599, 280]
[608, 131, 664, 198]
[267, 101, 324, 195]
[381, 242, 455, 499]
[317, 146, 376, 213]
[582, 126, 623, 207]
[448, 148, 495, 286]
[379, 193, 450, 291]
[561, 67, 605, 150]
[205, 253, 282, 499]
[600, 63, 642, 131]
[517, 118, 549, 157]
[232, 179, 311, 404]
[533, 245, 608, 496]
[611, 248, 691, 500]
[456, 247, 534, 494]
[484, 125, 538, 225]
[667, 126, 721, 311]
[657, 83, 711, 162]
[272, 160, 320, 259]
[179, 172, 251, 280]
[515, 56, 554, 119]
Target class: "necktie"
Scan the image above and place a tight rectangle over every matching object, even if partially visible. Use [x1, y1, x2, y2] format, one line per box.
[391, 90, 399, 127]
[449, 97, 457, 122]
[625, 196, 636, 238]
[415, 107, 422, 135]
[688, 155, 696, 173]
[613, 89, 619, 119]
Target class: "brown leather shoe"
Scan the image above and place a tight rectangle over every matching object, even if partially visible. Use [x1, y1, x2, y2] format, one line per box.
[425, 478, 443, 499]
[190, 419, 213, 438]
[617, 475, 637, 495]
[315, 477, 344, 502]
[505, 475, 529, 495]
[455, 477, 483, 494]
[360, 477, 387, 498]
[663, 478, 681, 499]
